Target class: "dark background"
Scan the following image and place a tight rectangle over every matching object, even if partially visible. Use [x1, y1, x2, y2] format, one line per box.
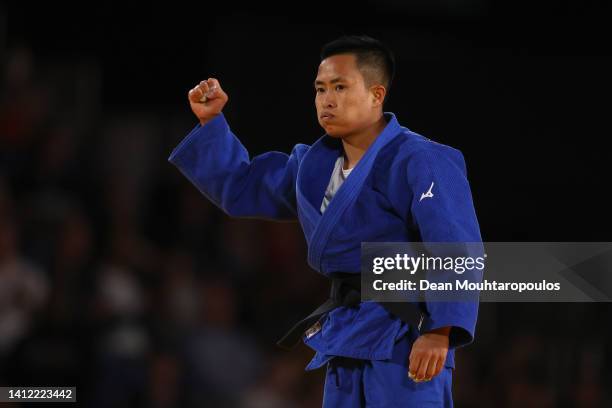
[1, 1, 611, 407]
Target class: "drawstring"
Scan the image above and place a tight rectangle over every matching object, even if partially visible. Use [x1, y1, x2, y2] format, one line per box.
[328, 360, 340, 388]
[334, 363, 340, 388]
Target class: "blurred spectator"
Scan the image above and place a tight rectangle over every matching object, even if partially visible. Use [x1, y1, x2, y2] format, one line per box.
[88, 224, 153, 407]
[182, 278, 262, 407]
[0, 192, 49, 361]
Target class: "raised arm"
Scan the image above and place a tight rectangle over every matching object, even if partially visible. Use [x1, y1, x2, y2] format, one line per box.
[168, 78, 309, 219]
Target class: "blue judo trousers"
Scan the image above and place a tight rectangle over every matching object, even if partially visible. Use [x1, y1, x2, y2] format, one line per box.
[322, 327, 453, 407]
[168, 112, 481, 407]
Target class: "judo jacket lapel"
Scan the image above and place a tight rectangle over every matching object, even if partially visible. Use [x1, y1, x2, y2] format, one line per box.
[296, 113, 402, 273]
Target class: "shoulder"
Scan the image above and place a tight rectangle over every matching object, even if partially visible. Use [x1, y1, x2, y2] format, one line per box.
[378, 128, 466, 175]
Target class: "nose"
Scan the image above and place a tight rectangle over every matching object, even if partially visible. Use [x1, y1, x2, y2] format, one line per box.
[321, 92, 337, 109]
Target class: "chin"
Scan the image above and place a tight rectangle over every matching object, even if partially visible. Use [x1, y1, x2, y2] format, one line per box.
[320, 124, 344, 138]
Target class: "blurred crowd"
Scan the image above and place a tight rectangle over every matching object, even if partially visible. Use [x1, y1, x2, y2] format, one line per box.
[1, 45, 611, 408]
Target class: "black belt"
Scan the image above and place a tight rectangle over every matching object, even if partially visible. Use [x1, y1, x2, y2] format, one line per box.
[276, 272, 425, 350]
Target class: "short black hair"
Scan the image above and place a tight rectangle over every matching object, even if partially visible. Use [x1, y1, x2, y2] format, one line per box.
[320, 35, 395, 95]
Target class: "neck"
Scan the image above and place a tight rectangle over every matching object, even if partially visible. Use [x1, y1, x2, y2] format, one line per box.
[341, 114, 387, 169]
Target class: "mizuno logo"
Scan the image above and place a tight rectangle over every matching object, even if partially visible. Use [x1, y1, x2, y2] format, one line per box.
[419, 182, 435, 202]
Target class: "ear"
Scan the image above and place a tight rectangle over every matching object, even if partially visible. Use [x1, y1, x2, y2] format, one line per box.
[370, 85, 387, 108]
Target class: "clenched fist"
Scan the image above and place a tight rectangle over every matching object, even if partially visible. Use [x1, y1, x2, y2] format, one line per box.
[408, 326, 450, 382]
[188, 78, 229, 126]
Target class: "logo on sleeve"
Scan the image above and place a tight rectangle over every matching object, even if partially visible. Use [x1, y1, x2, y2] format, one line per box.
[419, 182, 435, 202]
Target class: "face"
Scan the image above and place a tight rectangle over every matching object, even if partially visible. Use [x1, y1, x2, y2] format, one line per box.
[314, 54, 384, 138]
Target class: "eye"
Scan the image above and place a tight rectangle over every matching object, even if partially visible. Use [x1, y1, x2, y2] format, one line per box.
[316, 88, 325, 94]
[335, 85, 345, 91]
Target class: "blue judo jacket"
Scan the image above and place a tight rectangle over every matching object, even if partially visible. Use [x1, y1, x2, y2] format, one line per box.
[168, 112, 482, 370]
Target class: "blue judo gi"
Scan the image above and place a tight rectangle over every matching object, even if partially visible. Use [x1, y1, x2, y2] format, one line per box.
[168, 112, 482, 407]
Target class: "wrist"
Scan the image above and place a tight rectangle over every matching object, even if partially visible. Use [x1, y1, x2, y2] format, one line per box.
[198, 113, 220, 127]
[427, 326, 451, 336]
[199, 118, 212, 126]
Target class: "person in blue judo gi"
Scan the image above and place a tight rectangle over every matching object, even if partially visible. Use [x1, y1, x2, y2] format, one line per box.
[168, 35, 481, 407]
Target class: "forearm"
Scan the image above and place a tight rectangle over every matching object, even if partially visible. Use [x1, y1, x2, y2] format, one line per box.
[168, 114, 304, 219]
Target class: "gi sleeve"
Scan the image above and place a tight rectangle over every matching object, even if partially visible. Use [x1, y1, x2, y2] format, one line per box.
[168, 113, 309, 220]
[406, 145, 483, 349]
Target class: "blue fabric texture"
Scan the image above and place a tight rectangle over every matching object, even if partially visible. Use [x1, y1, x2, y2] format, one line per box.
[168, 112, 482, 374]
[322, 328, 454, 407]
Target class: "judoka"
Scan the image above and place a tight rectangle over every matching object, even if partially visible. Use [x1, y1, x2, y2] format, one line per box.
[168, 35, 482, 407]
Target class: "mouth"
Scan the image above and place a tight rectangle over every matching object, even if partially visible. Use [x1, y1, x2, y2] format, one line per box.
[320, 113, 335, 121]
